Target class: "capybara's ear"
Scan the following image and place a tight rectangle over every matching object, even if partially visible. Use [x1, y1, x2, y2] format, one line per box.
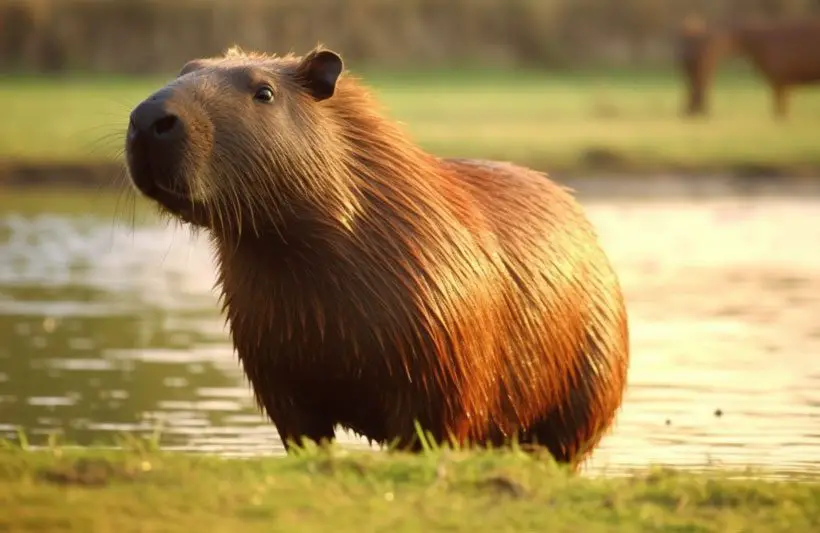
[179, 59, 209, 77]
[295, 48, 344, 101]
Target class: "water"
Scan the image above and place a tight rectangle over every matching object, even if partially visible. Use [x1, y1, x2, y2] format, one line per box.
[1, 181, 819, 477]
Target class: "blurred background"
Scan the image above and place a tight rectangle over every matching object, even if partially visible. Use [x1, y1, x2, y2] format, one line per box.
[1, 0, 819, 478]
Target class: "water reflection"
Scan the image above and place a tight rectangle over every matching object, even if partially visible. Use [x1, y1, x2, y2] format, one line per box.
[0, 187, 818, 476]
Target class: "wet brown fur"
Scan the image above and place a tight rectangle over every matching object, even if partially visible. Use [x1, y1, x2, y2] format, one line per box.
[125, 45, 630, 469]
[678, 16, 820, 118]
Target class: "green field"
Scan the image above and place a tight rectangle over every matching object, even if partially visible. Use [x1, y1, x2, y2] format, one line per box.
[3, 67, 820, 179]
[2, 438, 819, 533]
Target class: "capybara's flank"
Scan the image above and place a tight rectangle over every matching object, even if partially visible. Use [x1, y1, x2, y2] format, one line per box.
[678, 17, 820, 118]
[124, 45, 630, 467]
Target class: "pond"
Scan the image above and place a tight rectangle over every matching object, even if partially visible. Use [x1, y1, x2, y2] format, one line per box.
[1, 178, 819, 478]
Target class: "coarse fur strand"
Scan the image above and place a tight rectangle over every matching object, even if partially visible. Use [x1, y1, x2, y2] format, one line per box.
[127, 45, 630, 468]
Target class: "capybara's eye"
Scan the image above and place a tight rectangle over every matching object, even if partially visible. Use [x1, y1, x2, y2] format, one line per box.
[254, 86, 274, 103]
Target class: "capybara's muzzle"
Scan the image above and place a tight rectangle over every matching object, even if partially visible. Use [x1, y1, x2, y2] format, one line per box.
[126, 91, 189, 200]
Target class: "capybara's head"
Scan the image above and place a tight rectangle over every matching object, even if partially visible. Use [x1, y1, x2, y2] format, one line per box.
[125, 46, 355, 233]
[677, 16, 712, 116]
[677, 17, 737, 117]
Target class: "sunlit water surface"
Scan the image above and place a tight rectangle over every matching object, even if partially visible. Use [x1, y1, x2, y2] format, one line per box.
[1, 181, 818, 478]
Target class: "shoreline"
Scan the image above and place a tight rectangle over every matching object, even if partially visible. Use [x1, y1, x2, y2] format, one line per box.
[2, 442, 819, 532]
[4, 160, 820, 199]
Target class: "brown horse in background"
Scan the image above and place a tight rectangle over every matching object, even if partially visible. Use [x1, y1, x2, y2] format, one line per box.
[678, 16, 820, 119]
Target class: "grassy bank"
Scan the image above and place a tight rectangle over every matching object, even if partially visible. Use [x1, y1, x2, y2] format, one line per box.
[2, 439, 819, 533]
[2, 67, 820, 188]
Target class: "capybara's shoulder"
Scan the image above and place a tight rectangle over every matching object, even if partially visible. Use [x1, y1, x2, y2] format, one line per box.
[439, 157, 591, 236]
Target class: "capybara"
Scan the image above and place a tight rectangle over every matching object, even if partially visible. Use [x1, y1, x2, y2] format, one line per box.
[678, 16, 820, 118]
[124, 45, 630, 468]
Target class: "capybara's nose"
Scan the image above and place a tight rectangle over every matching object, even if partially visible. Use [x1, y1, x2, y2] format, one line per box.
[128, 100, 184, 142]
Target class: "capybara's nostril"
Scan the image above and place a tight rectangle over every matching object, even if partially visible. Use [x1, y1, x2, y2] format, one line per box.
[127, 116, 137, 140]
[151, 114, 180, 138]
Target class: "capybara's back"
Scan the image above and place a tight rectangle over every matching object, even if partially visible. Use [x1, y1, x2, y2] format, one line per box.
[123, 45, 630, 468]
[425, 157, 630, 464]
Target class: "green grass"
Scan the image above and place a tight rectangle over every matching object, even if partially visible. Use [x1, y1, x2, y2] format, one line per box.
[2, 67, 820, 177]
[1, 436, 819, 533]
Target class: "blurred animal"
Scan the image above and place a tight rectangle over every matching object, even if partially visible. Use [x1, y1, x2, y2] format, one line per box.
[678, 16, 820, 118]
[123, 45, 630, 469]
